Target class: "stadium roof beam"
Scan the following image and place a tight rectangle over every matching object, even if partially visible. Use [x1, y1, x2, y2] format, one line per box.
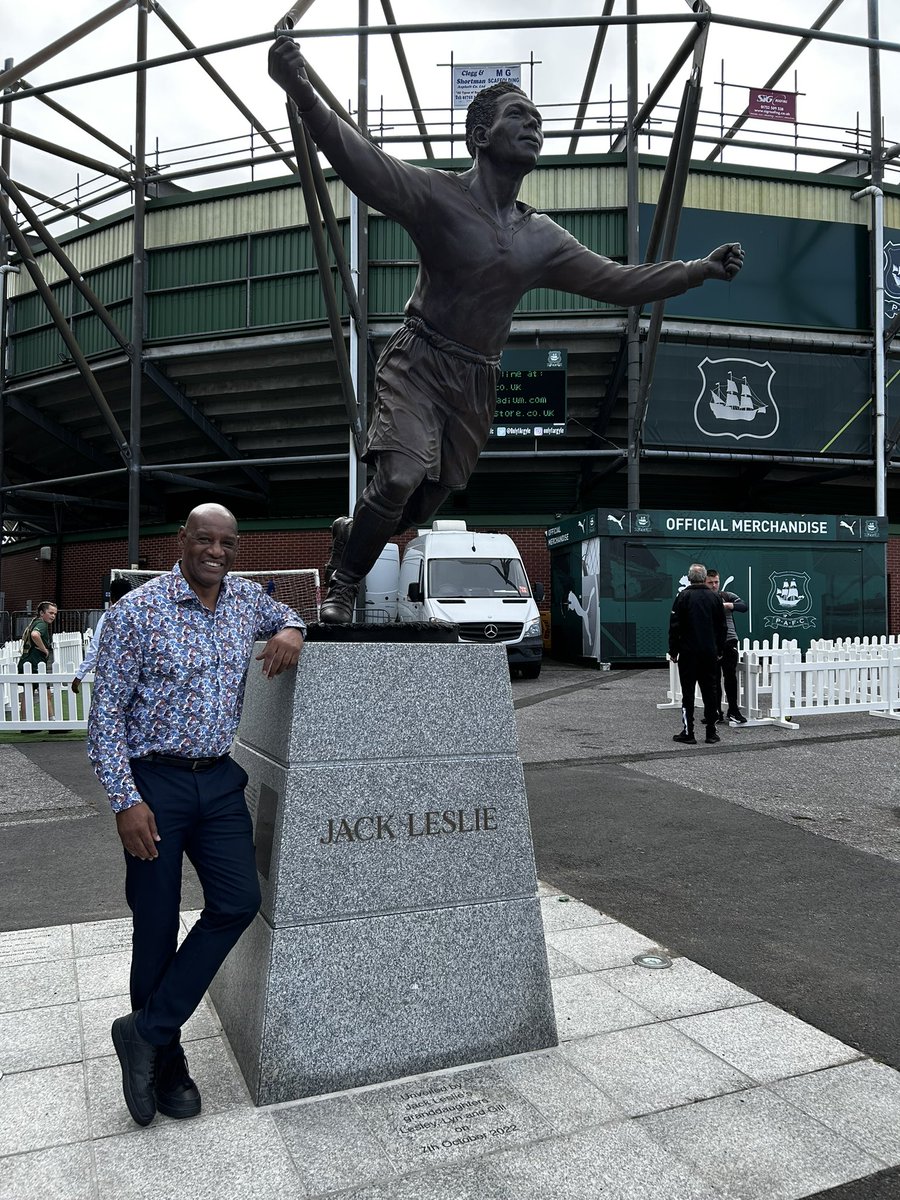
[0, 193, 132, 467]
[380, 0, 434, 160]
[0, 0, 138, 93]
[705, 0, 846, 162]
[0, 122, 132, 183]
[609, 1, 709, 154]
[10, 179, 98, 223]
[5, 11, 900, 112]
[3, 394, 118, 471]
[149, 0, 298, 174]
[3, 488, 130, 511]
[15, 76, 135, 166]
[630, 4, 711, 506]
[568, 0, 616, 155]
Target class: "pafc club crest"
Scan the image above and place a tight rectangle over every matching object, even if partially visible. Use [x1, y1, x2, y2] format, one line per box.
[693, 357, 780, 442]
[764, 570, 816, 630]
[884, 241, 900, 318]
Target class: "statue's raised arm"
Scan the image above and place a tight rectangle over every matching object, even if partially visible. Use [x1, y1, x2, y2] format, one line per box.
[268, 36, 431, 227]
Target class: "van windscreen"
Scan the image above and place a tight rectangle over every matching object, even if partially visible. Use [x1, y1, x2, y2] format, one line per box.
[428, 558, 530, 599]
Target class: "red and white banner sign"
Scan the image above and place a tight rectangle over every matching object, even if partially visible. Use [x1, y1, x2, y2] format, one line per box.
[748, 88, 797, 123]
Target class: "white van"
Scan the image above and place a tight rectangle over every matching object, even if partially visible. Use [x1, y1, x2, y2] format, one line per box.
[391, 520, 543, 677]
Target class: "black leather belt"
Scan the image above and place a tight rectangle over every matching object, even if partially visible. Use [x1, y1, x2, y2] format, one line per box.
[141, 752, 228, 772]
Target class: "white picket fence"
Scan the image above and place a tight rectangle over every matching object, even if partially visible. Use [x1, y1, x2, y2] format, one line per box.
[659, 634, 900, 729]
[0, 630, 94, 731]
[658, 636, 800, 715]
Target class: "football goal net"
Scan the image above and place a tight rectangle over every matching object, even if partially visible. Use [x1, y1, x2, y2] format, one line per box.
[110, 568, 320, 624]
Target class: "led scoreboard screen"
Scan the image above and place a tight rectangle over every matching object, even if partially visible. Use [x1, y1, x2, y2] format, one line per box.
[491, 349, 567, 437]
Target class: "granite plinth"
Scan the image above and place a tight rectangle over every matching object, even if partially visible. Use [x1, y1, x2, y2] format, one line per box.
[212, 641, 557, 1104]
[303, 621, 459, 643]
[213, 899, 557, 1105]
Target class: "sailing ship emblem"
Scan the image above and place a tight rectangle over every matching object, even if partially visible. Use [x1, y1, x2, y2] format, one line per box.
[767, 571, 812, 617]
[693, 357, 779, 441]
[709, 372, 766, 422]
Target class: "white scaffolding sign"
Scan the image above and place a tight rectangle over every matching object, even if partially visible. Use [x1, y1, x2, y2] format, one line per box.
[452, 63, 522, 109]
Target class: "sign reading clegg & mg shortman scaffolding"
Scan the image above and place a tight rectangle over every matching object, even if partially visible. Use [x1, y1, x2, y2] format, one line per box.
[491, 348, 567, 438]
[452, 64, 522, 109]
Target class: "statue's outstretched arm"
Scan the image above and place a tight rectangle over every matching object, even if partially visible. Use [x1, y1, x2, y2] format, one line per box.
[268, 35, 430, 226]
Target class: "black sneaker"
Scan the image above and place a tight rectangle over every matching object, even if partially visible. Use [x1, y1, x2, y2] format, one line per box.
[111, 1012, 157, 1127]
[715, 711, 726, 725]
[672, 731, 697, 745]
[155, 1048, 202, 1120]
[727, 710, 748, 725]
[705, 730, 721, 744]
[323, 516, 353, 586]
[320, 577, 358, 624]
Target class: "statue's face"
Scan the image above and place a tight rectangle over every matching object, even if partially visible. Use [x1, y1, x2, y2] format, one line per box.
[484, 92, 543, 169]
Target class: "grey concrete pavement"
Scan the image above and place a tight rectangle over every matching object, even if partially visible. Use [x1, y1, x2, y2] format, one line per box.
[1, 661, 899, 1198]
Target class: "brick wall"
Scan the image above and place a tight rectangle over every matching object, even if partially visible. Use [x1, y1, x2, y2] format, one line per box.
[0, 524, 552, 613]
[888, 537, 900, 634]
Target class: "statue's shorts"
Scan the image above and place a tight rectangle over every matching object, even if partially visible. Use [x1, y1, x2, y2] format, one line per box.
[363, 316, 501, 490]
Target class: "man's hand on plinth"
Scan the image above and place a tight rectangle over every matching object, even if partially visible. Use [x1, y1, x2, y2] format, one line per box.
[256, 627, 304, 678]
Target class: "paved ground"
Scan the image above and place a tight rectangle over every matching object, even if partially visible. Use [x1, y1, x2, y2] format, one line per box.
[2, 661, 899, 1198]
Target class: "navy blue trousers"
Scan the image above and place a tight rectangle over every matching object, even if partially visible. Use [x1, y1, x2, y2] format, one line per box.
[125, 757, 260, 1047]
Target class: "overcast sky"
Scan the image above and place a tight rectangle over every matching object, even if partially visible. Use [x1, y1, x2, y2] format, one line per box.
[2, 1, 898, 227]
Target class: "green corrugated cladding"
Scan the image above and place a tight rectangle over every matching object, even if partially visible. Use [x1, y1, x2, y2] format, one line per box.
[149, 238, 247, 289]
[7, 208, 626, 374]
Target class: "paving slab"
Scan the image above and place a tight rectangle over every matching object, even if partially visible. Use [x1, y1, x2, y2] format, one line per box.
[561, 1020, 756, 1116]
[602, 958, 759, 1021]
[539, 894, 616, 933]
[672, 1003, 865, 1084]
[770, 1060, 900, 1166]
[0, 957, 77, 1013]
[0, 924, 73, 967]
[272, 1095, 396, 1196]
[0, 1061, 89, 1156]
[490, 1048, 625, 1132]
[545, 920, 662, 970]
[551, 970, 656, 1040]
[0, 1001, 82, 1073]
[91, 1109, 303, 1200]
[486, 1121, 731, 1200]
[0, 1140, 96, 1200]
[638, 1086, 883, 1200]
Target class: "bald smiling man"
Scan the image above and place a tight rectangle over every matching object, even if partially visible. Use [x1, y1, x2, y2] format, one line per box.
[88, 504, 305, 1127]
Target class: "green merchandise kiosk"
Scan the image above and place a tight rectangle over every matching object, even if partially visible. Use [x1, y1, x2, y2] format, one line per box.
[546, 509, 887, 664]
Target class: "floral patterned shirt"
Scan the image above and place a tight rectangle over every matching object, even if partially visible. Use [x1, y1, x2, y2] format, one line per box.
[87, 563, 305, 812]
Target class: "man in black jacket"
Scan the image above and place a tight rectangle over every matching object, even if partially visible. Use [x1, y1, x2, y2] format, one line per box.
[669, 564, 727, 745]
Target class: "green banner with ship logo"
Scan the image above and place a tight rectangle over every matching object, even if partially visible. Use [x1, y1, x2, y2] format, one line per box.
[644, 343, 873, 454]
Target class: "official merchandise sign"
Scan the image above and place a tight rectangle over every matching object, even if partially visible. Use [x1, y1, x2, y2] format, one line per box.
[748, 88, 796, 122]
[452, 64, 522, 110]
[492, 348, 567, 438]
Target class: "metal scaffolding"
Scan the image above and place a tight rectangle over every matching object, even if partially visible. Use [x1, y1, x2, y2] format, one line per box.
[0, 1, 898, 565]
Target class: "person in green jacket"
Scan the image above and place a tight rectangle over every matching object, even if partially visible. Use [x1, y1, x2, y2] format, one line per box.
[18, 600, 58, 721]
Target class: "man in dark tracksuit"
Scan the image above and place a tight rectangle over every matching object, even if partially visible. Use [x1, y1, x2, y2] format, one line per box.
[705, 568, 748, 724]
[669, 564, 727, 745]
